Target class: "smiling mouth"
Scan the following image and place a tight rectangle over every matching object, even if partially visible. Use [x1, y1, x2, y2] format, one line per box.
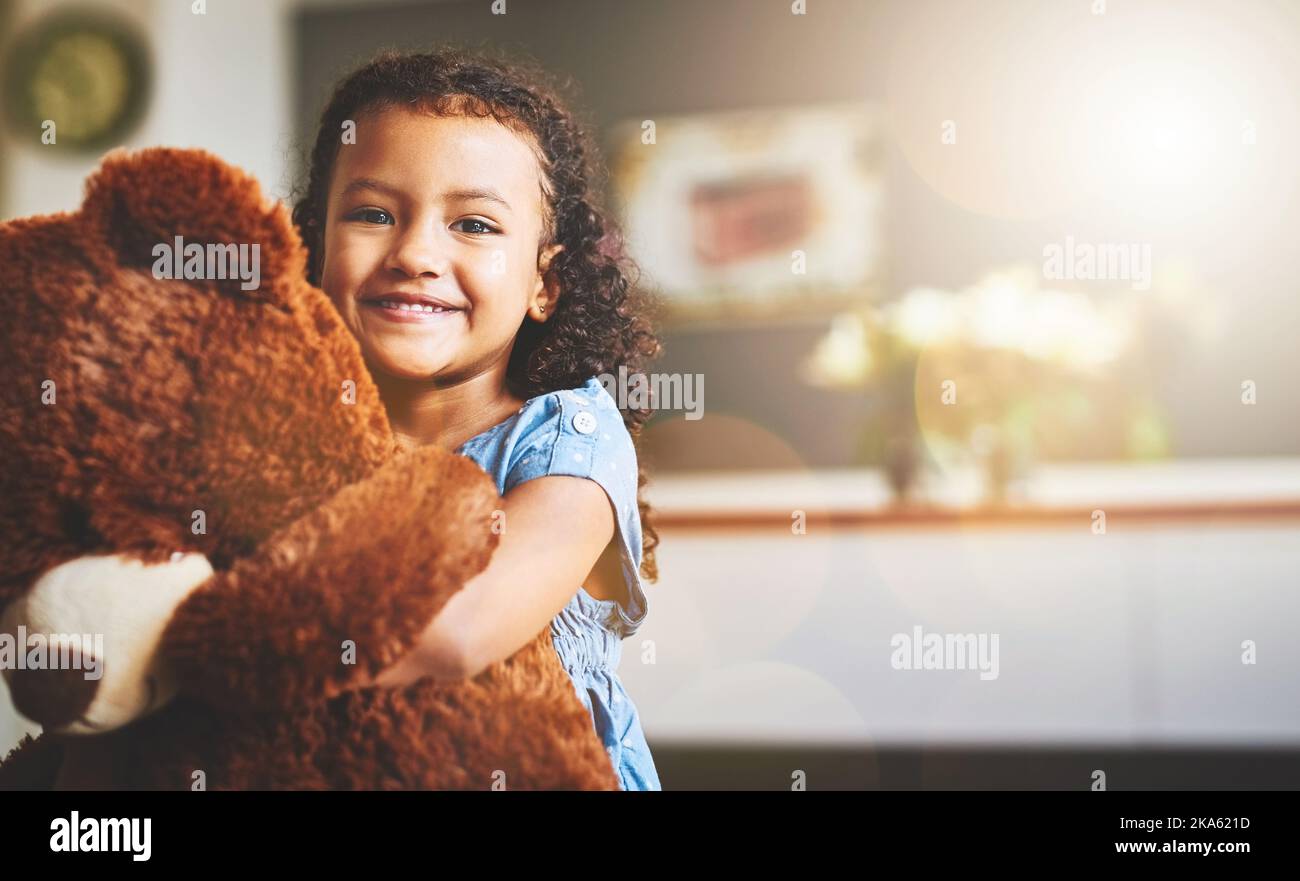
[362, 299, 464, 323]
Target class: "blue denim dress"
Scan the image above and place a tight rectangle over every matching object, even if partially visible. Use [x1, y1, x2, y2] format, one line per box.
[455, 376, 662, 791]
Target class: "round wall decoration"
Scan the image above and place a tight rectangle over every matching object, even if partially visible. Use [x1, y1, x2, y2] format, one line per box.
[3, 9, 151, 152]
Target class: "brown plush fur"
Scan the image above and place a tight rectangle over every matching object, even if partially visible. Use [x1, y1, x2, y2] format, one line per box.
[0, 148, 620, 790]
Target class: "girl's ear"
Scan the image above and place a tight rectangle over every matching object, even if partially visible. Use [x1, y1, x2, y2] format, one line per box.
[531, 243, 564, 321]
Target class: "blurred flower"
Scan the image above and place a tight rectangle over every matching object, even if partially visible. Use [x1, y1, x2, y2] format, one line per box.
[960, 267, 1038, 351]
[885, 265, 1133, 373]
[884, 286, 961, 348]
[799, 311, 873, 388]
[802, 262, 1204, 502]
[1020, 289, 1131, 372]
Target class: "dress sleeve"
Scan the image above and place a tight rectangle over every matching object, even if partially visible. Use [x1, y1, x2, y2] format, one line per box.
[503, 384, 649, 635]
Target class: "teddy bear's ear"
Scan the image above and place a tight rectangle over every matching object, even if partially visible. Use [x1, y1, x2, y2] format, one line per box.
[81, 147, 307, 305]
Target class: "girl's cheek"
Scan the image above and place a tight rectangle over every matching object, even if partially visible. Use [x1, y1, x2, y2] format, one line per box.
[321, 235, 373, 299]
[317, 251, 344, 301]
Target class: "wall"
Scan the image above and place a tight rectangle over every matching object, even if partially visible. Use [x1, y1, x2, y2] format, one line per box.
[0, 0, 293, 219]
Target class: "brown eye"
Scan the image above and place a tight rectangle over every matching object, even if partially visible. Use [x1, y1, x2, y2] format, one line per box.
[348, 208, 393, 225]
[453, 218, 497, 235]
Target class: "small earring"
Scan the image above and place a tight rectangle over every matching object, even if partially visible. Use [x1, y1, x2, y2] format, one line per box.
[539, 305, 546, 313]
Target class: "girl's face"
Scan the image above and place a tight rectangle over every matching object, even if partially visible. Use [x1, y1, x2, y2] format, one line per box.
[320, 107, 561, 385]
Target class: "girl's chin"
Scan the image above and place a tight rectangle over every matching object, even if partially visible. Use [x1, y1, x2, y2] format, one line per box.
[363, 348, 457, 383]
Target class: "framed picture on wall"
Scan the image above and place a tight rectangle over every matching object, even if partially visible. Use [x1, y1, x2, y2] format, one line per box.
[607, 102, 885, 325]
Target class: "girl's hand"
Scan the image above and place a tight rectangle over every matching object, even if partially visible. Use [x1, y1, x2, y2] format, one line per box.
[323, 474, 617, 699]
[323, 621, 469, 700]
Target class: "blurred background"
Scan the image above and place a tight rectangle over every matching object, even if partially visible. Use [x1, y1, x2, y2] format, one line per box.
[2, 0, 1298, 788]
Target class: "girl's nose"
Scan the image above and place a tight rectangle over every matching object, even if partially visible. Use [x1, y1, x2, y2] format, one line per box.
[385, 225, 450, 278]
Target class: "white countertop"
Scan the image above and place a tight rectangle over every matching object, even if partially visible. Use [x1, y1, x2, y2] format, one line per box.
[645, 457, 1300, 513]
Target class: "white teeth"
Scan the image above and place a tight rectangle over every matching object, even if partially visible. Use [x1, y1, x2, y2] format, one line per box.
[374, 299, 454, 314]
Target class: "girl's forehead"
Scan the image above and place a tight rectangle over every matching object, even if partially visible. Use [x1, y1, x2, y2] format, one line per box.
[337, 108, 546, 204]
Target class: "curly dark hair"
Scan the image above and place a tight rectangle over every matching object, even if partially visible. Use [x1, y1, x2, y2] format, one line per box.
[292, 46, 662, 582]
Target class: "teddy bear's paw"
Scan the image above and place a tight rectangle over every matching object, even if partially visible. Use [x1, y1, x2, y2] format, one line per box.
[0, 552, 214, 735]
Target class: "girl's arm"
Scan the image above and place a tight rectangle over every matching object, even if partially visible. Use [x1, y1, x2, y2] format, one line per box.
[359, 475, 616, 688]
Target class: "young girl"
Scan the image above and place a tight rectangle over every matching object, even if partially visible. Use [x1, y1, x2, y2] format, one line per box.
[290, 47, 664, 791]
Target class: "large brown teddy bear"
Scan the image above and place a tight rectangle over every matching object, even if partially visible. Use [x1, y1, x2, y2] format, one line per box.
[0, 147, 620, 790]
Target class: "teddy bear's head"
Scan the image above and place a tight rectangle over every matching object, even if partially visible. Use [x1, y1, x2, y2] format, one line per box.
[0, 148, 398, 607]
